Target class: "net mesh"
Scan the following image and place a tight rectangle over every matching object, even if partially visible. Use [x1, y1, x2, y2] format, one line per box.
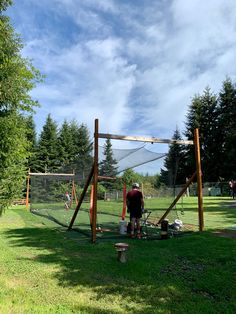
[29, 174, 87, 231]
[30, 142, 198, 239]
[98, 145, 166, 173]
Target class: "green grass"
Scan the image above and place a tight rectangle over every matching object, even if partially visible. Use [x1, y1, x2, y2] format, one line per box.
[0, 198, 236, 313]
[31, 196, 236, 236]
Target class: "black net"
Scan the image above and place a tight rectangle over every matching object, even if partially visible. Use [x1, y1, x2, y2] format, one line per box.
[98, 145, 166, 173]
[30, 140, 199, 240]
[29, 173, 90, 235]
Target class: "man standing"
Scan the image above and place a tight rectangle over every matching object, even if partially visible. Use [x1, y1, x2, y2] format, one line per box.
[126, 183, 144, 238]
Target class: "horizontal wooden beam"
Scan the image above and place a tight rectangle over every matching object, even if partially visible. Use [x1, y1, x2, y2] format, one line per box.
[29, 172, 75, 177]
[98, 133, 194, 145]
[98, 175, 117, 181]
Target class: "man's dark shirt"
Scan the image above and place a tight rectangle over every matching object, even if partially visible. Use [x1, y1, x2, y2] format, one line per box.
[126, 189, 143, 219]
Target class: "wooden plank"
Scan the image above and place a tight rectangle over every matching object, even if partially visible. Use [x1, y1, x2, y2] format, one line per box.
[29, 172, 75, 176]
[98, 175, 117, 181]
[194, 128, 204, 231]
[157, 171, 197, 224]
[68, 165, 94, 230]
[92, 119, 99, 243]
[98, 133, 194, 145]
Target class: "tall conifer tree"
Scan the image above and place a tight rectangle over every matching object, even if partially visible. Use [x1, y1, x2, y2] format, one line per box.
[24, 115, 38, 172]
[36, 114, 59, 172]
[69, 121, 93, 174]
[184, 88, 218, 181]
[99, 139, 118, 190]
[57, 120, 74, 167]
[160, 128, 186, 186]
[217, 78, 236, 179]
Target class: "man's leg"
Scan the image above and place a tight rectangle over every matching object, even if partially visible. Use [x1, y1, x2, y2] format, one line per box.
[131, 217, 136, 237]
[136, 218, 141, 238]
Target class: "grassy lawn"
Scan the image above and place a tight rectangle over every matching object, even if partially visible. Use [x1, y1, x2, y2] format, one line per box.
[0, 198, 236, 313]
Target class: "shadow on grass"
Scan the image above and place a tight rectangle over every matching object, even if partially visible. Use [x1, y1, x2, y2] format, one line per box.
[3, 207, 236, 313]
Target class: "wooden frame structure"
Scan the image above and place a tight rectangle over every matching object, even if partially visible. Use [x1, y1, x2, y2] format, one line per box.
[68, 119, 203, 243]
[26, 171, 77, 210]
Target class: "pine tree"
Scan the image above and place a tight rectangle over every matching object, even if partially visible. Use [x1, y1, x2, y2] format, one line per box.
[184, 88, 218, 181]
[36, 114, 59, 172]
[160, 128, 186, 187]
[24, 115, 38, 172]
[99, 138, 118, 190]
[199, 88, 219, 181]
[57, 120, 74, 167]
[68, 121, 93, 175]
[217, 78, 236, 179]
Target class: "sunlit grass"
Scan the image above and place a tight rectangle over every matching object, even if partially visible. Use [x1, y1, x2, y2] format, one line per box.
[0, 198, 236, 313]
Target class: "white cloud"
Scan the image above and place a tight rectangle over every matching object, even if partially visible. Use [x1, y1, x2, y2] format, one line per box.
[7, 0, 236, 173]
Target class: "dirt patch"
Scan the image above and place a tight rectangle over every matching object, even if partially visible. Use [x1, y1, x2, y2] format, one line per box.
[212, 229, 236, 239]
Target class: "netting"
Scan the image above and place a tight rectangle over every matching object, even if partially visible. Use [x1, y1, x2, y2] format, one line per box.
[30, 140, 199, 240]
[29, 173, 84, 229]
[98, 145, 166, 173]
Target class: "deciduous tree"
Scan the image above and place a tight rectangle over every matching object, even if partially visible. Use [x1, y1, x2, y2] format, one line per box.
[0, 1, 42, 212]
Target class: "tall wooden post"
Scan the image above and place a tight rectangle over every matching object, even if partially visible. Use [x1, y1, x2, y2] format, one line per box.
[90, 184, 94, 225]
[92, 119, 99, 243]
[26, 169, 30, 210]
[121, 184, 127, 220]
[194, 128, 204, 231]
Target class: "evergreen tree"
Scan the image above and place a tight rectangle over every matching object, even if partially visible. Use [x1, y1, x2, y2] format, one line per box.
[217, 78, 236, 179]
[76, 123, 93, 170]
[184, 88, 218, 181]
[57, 120, 74, 167]
[24, 115, 38, 172]
[68, 121, 93, 175]
[99, 138, 118, 190]
[160, 128, 186, 187]
[36, 114, 59, 172]
[0, 1, 42, 212]
[184, 95, 202, 178]
[199, 88, 219, 181]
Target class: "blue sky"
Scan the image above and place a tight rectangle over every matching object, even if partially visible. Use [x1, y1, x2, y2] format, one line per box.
[6, 0, 236, 172]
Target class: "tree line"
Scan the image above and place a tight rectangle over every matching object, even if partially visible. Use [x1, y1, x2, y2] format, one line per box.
[25, 114, 93, 174]
[161, 81, 236, 187]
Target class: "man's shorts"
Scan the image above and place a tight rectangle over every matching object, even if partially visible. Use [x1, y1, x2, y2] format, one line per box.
[129, 208, 142, 219]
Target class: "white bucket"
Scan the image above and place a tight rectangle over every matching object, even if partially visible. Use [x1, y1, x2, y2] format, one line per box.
[119, 220, 127, 234]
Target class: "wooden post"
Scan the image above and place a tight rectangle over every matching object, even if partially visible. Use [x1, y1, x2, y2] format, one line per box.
[68, 165, 94, 230]
[141, 182, 144, 196]
[158, 171, 196, 224]
[71, 170, 78, 205]
[121, 184, 127, 220]
[25, 169, 30, 210]
[72, 181, 78, 205]
[89, 184, 94, 225]
[92, 119, 99, 243]
[194, 128, 204, 231]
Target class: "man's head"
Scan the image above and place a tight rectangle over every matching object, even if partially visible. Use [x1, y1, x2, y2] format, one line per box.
[132, 182, 140, 189]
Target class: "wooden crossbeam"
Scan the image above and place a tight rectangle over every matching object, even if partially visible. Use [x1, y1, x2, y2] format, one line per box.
[157, 171, 197, 224]
[98, 133, 194, 145]
[29, 172, 74, 176]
